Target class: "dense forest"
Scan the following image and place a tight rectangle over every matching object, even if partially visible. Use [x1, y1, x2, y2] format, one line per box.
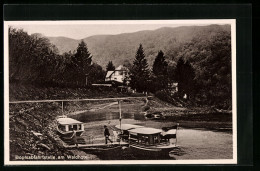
[9, 28, 105, 87]
[9, 25, 232, 109]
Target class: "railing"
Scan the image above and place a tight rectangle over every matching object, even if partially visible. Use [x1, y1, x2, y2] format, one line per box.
[9, 96, 152, 104]
[9, 96, 152, 114]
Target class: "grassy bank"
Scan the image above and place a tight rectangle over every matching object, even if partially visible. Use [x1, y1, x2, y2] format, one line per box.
[9, 83, 146, 101]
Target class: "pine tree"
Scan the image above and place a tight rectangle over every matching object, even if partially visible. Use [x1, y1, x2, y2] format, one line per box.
[106, 61, 115, 71]
[152, 50, 168, 91]
[175, 57, 195, 99]
[153, 50, 168, 76]
[130, 44, 150, 92]
[71, 40, 92, 86]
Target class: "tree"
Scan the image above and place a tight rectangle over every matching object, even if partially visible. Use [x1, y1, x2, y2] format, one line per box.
[88, 63, 106, 84]
[71, 40, 92, 86]
[130, 44, 150, 92]
[151, 50, 168, 91]
[123, 59, 132, 69]
[106, 61, 115, 71]
[9, 27, 60, 85]
[197, 31, 231, 107]
[60, 51, 75, 86]
[153, 50, 168, 76]
[176, 30, 232, 108]
[175, 57, 195, 99]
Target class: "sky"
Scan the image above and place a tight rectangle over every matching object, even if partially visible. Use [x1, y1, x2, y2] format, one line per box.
[9, 20, 233, 40]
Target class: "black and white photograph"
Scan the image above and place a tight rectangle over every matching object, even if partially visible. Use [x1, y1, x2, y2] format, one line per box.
[4, 20, 236, 165]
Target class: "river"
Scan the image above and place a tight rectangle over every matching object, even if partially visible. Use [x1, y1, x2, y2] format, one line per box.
[69, 102, 233, 160]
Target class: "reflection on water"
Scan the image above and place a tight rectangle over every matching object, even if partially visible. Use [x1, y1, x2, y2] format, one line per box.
[72, 110, 161, 123]
[72, 111, 135, 123]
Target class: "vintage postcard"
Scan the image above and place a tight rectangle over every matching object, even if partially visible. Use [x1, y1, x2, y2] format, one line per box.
[4, 20, 237, 165]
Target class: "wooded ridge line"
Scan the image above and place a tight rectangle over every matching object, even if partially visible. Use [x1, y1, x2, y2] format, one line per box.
[9, 96, 152, 104]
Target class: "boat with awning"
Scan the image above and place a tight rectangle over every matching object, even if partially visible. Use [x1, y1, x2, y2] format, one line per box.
[56, 117, 84, 138]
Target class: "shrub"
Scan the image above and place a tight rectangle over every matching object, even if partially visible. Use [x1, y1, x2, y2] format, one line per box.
[155, 90, 173, 104]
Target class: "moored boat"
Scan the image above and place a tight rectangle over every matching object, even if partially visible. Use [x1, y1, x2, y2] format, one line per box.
[115, 123, 178, 157]
[56, 117, 84, 138]
[144, 112, 165, 120]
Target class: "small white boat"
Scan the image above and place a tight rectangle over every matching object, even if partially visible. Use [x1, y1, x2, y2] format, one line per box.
[56, 117, 84, 138]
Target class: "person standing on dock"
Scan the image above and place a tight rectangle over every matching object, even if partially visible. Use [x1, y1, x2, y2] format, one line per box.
[71, 129, 78, 148]
[104, 125, 113, 144]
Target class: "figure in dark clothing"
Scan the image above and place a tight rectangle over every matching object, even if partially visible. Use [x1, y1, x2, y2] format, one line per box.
[71, 129, 78, 148]
[104, 125, 113, 144]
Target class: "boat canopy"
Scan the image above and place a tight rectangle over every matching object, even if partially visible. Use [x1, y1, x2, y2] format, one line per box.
[164, 129, 177, 135]
[115, 124, 144, 130]
[129, 127, 162, 135]
[57, 118, 83, 125]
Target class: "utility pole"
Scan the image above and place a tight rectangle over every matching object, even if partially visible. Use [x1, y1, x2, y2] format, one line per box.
[61, 101, 64, 116]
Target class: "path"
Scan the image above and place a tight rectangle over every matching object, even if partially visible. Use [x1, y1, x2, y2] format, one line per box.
[69, 102, 119, 115]
[9, 96, 152, 104]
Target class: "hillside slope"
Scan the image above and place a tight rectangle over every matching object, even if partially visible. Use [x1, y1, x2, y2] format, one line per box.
[47, 24, 231, 68]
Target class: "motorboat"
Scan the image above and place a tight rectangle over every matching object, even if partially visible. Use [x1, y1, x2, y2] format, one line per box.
[115, 123, 178, 157]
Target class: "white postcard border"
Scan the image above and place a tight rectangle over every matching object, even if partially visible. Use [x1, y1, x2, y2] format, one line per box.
[4, 19, 237, 165]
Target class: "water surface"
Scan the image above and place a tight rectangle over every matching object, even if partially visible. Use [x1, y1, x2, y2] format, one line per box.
[70, 105, 233, 160]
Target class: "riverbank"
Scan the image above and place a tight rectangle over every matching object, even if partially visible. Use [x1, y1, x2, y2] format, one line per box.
[144, 97, 232, 131]
[9, 83, 146, 101]
[9, 102, 99, 160]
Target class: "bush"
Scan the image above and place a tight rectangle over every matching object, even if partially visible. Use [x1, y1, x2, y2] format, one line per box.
[155, 90, 173, 104]
[142, 105, 150, 111]
[155, 90, 185, 107]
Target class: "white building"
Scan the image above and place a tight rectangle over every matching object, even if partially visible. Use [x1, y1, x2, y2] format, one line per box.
[105, 65, 129, 84]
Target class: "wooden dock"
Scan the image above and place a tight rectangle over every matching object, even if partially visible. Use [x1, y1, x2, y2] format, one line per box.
[64, 141, 129, 149]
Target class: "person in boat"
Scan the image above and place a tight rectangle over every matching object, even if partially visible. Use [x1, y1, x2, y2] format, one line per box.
[104, 125, 113, 144]
[71, 129, 78, 148]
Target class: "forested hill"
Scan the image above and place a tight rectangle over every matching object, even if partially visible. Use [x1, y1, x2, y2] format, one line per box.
[9, 24, 232, 108]
[47, 24, 231, 68]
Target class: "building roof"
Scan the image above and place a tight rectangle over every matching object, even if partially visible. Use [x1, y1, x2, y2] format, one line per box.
[115, 124, 144, 130]
[129, 127, 162, 135]
[105, 65, 129, 78]
[105, 71, 114, 78]
[57, 118, 83, 125]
